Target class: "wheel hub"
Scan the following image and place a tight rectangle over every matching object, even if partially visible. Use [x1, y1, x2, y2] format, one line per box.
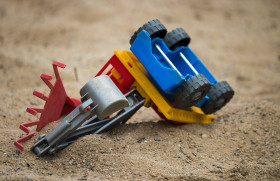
[192, 91, 203, 102]
[215, 98, 225, 108]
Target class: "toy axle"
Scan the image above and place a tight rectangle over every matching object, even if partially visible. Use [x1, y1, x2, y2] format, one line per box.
[154, 43, 199, 76]
[179, 52, 199, 75]
[154, 43, 183, 77]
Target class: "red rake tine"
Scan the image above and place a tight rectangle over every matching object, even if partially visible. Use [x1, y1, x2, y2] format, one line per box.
[19, 120, 40, 133]
[53, 61, 66, 79]
[33, 90, 49, 101]
[14, 132, 36, 151]
[26, 107, 44, 116]
[41, 74, 53, 90]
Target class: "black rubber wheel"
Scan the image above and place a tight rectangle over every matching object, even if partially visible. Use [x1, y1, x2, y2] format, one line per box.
[174, 74, 211, 109]
[201, 81, 234, 114]
[164, 28, 191, 50]
[130, 19, 167, 45]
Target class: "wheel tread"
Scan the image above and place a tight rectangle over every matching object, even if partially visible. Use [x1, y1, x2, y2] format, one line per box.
[201, 81, 234, 114]
[174, 74, 211, 109]
[130, 19, 167, 45]
[164, 28, 191, 50]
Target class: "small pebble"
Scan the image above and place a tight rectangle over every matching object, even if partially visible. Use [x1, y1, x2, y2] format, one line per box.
[236, 75, 246, 81]
[217, 165, 223, 169]
[202, 134, 208, 138]
[25, 175, 33, 181]
[154, 138, 161, 141]
[9, 91, 13, 96]
[136, 137, 145, 143]
[265, 142, 269, 145]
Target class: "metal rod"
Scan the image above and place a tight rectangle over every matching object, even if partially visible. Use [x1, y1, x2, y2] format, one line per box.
[179, 52, 198, 75]
[154, 44, 183, 77]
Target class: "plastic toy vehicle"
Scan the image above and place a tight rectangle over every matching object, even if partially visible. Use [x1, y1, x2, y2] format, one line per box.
[130, 19, 234, 114]
[14, 19, 234, 155]
[98, 50, 214, 124]
[29, 50, 215, 156]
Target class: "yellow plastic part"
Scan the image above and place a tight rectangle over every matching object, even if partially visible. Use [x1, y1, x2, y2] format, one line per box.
[114, 50, 214, 124]
[111, 68, 124, 84]
[132, 81, 153, 107]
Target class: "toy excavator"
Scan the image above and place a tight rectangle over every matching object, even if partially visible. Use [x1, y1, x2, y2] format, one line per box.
[14, 19, 234, 156]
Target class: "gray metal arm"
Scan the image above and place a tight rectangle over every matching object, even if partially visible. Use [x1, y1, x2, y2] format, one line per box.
[45, 89, 145, 154]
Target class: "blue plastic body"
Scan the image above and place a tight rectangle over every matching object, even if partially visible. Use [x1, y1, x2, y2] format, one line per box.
[130, 30, 218, 107]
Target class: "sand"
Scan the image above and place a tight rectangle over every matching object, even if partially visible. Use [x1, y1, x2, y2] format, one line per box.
[0, 0, 280, 180]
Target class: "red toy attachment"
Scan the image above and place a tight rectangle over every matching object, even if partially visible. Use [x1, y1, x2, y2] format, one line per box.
[96, 55, 135, 94]
[14, 61, 81, 151]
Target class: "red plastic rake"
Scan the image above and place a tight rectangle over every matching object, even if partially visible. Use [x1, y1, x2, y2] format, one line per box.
[14, 61, 81, 151]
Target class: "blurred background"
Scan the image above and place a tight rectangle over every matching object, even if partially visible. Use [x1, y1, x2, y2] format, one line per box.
[0, 0, 279, 106]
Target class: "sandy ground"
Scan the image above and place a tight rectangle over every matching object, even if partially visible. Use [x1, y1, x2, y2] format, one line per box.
[0, 0, 280, 180]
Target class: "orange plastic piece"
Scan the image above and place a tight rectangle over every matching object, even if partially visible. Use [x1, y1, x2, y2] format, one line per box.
[96, 55, 135, 94]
